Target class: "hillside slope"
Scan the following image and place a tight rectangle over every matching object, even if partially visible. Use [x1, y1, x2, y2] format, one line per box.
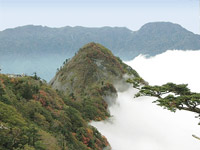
[50, 42, 140, 121]
[0, 43, 141, 150]
[0, 74, 110, 150]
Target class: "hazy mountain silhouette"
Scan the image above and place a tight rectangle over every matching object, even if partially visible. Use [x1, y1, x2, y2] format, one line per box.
[1, 22, 200, 80]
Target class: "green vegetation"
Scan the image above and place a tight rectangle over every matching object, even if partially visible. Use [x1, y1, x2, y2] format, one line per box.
[0, 74, 109, 150]
[50, 42, 140, 121]
[0, 43, 141, 149]
[130, 81, 200, 123]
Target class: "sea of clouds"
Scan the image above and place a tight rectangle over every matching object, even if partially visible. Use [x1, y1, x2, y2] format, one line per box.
[126, 50, 200, 92]
[92, 50, 200, 150]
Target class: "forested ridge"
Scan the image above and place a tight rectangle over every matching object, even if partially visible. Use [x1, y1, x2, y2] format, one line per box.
[0, 74, 111, 150]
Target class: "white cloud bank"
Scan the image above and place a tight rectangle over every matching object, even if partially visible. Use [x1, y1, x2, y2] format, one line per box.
[126, 50, 200, 92]
[92, 50, 200, 150]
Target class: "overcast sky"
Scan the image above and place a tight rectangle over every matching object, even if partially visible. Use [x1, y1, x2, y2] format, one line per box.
[0, 0, 199, 33]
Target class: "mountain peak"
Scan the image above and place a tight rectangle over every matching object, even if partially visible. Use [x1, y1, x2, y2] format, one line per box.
[138, 22, 190, 34]
[79, 42, 114, 57]
[82, 42, 101, 48]
[50, 43, 140, 120]
[81, 42, 106, 51]
[50, 42, 127, 93]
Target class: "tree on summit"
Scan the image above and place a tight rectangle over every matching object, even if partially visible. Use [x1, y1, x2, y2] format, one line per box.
[32, 72, 40, 80]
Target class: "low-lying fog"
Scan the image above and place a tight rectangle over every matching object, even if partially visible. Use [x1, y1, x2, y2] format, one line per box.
[91, 50, 200, 150]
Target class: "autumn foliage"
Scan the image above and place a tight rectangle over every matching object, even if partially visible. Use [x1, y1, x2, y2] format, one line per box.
[0, 74, 110, 150]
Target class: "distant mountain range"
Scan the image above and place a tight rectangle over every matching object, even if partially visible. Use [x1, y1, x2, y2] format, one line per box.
[0, 22, 200, 81]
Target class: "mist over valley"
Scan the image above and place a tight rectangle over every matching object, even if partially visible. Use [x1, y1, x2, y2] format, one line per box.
[92, 50, 200, 150]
